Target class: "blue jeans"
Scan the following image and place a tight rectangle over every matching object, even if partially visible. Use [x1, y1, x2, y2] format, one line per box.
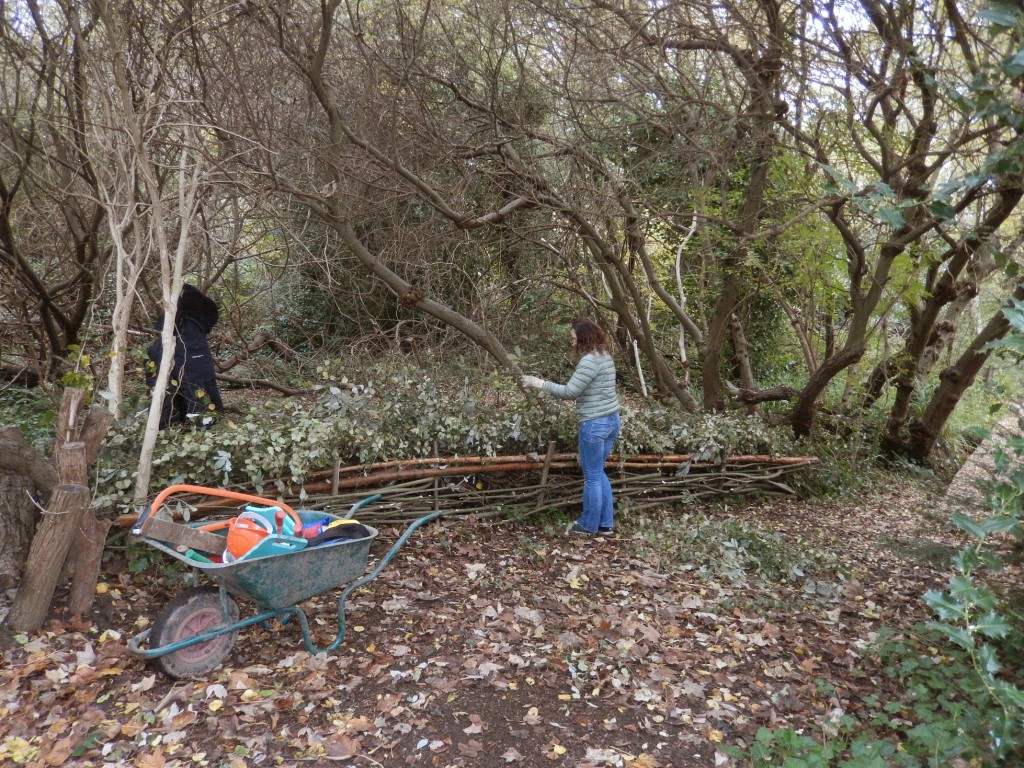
[576, 412, 621, 532]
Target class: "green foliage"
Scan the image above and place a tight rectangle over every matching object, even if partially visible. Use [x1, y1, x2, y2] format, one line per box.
[61, 344, 95, 391]
[987, 297, 1024, 359]
[123, 540, 184, 580]
[631, 510, 840, 589]
[94, 361, 805, 515]
[0, 385, 57, 452]
[727, 626, 1022, 767]
[727, 247, 1024, 766]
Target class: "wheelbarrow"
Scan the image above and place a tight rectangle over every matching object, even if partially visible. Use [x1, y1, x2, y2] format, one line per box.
[126, 484, 441, 678]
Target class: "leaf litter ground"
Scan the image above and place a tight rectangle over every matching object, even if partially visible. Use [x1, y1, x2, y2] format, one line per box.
[1, 480, 976, 767]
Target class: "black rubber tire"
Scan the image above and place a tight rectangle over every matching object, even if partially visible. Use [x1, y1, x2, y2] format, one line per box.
[150, 586, 240, 678]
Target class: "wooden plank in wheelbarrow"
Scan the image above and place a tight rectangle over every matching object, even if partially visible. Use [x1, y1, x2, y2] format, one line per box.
[140, 517, 226, 554]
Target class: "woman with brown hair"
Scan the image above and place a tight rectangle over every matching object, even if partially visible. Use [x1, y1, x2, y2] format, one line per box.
[521, 318, 621, 535]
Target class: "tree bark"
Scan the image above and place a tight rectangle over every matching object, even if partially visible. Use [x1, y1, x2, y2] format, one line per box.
[55, 442, 88, 486]
[729, 313, 757, 415]
[53, 387, 87, 450]
[65, 408, 115, 615]
[80, 406, 115, 466]
[0, 425, 58, 499]
[0, 471, 35, 590]
[66, 515, 113, 616]
[731, 385, 799, 406]
[900, 281, 1024, 462]
[1, 398, 114, 620]
[4, 484, 90, 632]
[790, 345, 865, 437]
[882, 190, 1019, 448]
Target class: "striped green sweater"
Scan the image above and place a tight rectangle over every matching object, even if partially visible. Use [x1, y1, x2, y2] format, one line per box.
[542, 352, 619, 422]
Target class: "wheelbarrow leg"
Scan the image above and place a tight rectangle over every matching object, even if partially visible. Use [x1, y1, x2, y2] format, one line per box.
[296, 510, 444, 655]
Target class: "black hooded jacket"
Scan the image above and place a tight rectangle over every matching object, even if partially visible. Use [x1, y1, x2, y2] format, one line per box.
[147, 284, 219, 381]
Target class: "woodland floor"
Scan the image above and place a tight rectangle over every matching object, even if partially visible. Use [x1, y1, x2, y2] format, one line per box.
[0, 465, 1011, 768]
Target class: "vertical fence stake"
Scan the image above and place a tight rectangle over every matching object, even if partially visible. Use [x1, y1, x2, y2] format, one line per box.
[432, 441, 440, 512]
[534, 440, 557, 512]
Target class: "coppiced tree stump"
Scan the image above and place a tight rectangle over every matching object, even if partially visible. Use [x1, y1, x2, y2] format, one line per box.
[0, 470, 35, 590]
[1, 388, 114, 627]
[58, 404, 116, 615]
[67, 514, 114, 616]
[4, 484, 90, 632]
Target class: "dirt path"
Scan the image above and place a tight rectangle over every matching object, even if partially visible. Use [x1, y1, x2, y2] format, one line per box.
[942, 408, 1022, 517]
[2, 479, 967, 768]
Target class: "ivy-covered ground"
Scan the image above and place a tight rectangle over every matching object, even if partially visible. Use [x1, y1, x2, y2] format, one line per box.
[6, 475, 1010, 768]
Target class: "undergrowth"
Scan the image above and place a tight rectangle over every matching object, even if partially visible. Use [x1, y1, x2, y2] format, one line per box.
[726, 299, 1024, 767]
[0, 385, 56, 452]
[630, 509, 841, 591]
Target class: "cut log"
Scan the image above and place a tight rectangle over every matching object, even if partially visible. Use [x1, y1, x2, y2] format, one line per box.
[0, 470, 36, 590]
[55, 441, 88, 486]
[80, 406, 115, 466]
[66, 512, 114, 616]
[53, 387, 87, 451]
[0, 426, 58, 500]
[4, 484, 90, 632]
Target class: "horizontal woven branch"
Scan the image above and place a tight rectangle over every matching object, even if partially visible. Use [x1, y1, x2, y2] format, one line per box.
[115, 452, 817, 529]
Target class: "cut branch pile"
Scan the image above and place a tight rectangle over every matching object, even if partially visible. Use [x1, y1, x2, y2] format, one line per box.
[115, 448, 818, 528]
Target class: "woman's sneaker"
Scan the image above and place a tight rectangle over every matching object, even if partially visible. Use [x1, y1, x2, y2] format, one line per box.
[597, 527, 614, 536]
[565, 522, 593, 536]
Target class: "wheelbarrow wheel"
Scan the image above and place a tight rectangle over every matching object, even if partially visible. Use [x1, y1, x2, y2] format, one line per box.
[150, 586, 240, 678]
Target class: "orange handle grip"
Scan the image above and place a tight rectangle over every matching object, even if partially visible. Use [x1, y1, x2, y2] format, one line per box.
[149, 484, 303, 529]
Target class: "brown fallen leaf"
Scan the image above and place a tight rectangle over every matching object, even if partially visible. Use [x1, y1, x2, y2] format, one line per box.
[135, 750, 167, 768]
[324, 732, 361, 758]
[344, 715, 374, 732]
[545, 742, 567, 760]
[40, 734, 75, 766]
[119, 722, 146, 738]
[628, 753, 664, 767]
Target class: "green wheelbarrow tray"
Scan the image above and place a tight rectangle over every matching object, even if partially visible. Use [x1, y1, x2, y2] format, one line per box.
[142, 510, 380, 610]
[126, 484, 443, 678]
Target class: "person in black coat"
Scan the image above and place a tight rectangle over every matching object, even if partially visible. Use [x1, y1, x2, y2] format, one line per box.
[145, 284, 224, 429]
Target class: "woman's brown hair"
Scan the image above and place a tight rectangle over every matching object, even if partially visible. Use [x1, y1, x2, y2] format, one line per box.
[571, 317, 610, 357]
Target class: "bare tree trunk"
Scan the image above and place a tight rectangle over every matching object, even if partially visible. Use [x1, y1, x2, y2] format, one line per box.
[790, 345, 865, 437]
[675, 215, 699, 389]
[777, 296, 817, 373]
[703, 271, 741, 412]
[729, 313, 757, 416]
[4, 485, 90, 632]
[883, 193, 1020, 449]
[901, 282, 1024, 462]
[80, 3, 201, 503]
[0, 425, 54, 591]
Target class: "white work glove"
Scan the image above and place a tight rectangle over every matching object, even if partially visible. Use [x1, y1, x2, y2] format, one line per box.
[520, 375, 545, 389]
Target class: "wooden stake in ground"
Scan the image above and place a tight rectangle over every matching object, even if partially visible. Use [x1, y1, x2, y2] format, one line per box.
[64, 407, 116, 616]
[4, 485, 91, 632]
[1, 389, 114, 626]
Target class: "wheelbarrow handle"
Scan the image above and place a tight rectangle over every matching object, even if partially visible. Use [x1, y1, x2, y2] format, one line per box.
[140, 484, 304, 530]
[306, 509, 445, 655]
[130, 504, 153, 537]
